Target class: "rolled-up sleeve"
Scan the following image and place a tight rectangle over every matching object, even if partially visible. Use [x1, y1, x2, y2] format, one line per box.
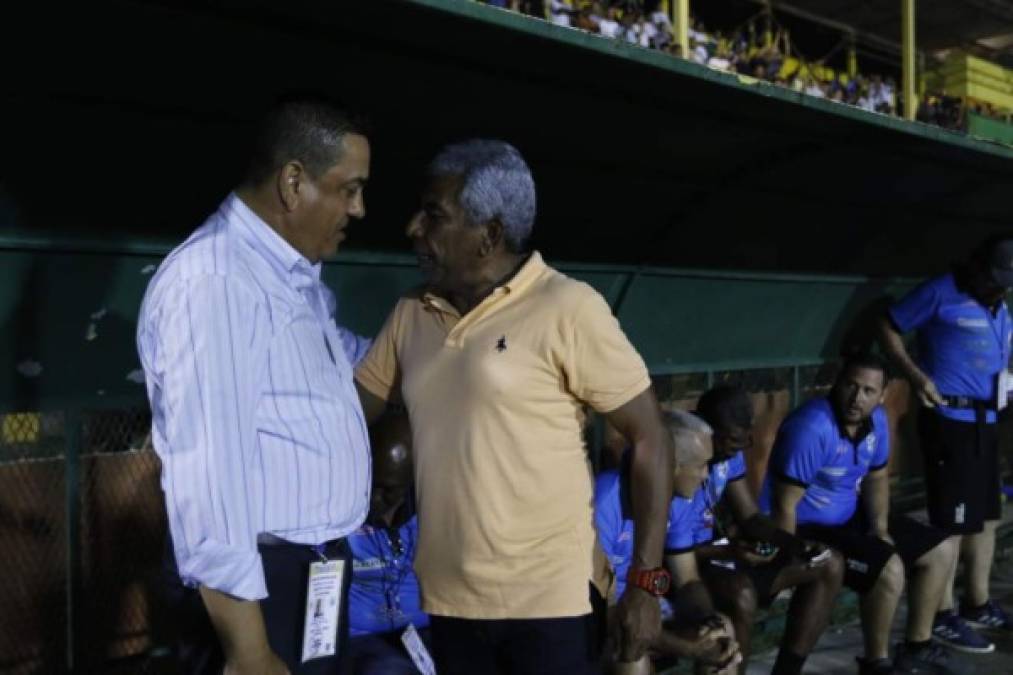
[140, 275, 268, 600]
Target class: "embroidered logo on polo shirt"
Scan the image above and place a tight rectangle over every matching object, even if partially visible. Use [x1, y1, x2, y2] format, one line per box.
[495, 335, 507, 352]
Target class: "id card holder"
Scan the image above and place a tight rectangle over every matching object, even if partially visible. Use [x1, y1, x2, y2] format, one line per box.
[998, 369, 1012, 411]
[301, 558, 346, 663]
[401, 623, 436, 675]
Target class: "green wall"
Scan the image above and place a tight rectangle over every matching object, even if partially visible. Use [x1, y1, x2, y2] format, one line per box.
[0, 239, 915, 411]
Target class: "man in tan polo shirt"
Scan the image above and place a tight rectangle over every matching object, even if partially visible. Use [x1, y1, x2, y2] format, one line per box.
[354, 140, 673, 675]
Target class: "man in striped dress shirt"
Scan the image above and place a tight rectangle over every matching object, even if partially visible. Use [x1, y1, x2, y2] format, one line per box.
[137, 97, 372, 675]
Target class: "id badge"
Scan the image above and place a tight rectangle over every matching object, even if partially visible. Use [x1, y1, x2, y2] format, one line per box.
[998, 370, 1012, 411]
[301, 559, 346, 663]
[401, 623, 436, 675]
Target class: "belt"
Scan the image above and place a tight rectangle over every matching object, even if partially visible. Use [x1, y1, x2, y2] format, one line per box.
[257, 531, 348, 547]
[257, 532, 293, 546]
[940, 395, 996, 412]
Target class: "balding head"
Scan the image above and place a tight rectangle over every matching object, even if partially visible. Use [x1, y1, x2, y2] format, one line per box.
[368, 413, 414, 527]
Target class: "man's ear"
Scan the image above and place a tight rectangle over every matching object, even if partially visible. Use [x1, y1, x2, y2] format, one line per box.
[479, 219, 505, 257]
[278, 161, 306, 212]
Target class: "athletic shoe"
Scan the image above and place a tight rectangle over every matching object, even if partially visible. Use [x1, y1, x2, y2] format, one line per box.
[960, 598, 1013, 631]
[894, 641, 972, 675]
[857, 656, 895, 675]
[931, 610, 994, 653]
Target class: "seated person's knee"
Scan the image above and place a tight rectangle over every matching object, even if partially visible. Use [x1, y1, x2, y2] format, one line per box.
[876, 553, 905, 597]
[822, 548, 846, 584]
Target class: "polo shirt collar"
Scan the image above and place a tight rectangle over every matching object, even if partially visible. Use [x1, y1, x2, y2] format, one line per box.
[827, 397, 875, 464]
[422, 251, 547, 314]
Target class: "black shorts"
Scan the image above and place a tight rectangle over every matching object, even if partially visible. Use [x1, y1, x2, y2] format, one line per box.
[699, 547, 794, 608]
[798, 513, 947, 594]
[919, 409, 1001, 534]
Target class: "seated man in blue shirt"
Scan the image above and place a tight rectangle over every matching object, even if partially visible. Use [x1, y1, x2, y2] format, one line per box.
[596, 409, 741, 674]
[347, 413, 430, 674]
[879, 235, 1013, 651]
[692, 386, 843, 675]
[762, 353, 960, 675]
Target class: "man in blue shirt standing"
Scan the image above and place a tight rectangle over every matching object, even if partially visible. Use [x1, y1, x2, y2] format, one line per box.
[347, 413, 430, 674]
[596, 409, 741, 674]
[763, 353, 960, 675]
[693, 386, 844, 675]
[879, 235, 1013, 653]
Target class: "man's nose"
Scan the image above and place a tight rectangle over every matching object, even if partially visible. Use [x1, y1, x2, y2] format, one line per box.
[406, 212, 423, 238]
[350, 192, 365, 219]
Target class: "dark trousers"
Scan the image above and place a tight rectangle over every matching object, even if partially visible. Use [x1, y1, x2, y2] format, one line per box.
[348, 628, 432, 674]
[162, 536, 352, 674]
[429, 584, 605, 675]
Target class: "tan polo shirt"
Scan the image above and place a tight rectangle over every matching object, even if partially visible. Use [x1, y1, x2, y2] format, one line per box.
[355, 252, 650, 619]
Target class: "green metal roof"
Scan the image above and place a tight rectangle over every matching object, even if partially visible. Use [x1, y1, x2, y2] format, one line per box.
[3, 0, 1012, 277]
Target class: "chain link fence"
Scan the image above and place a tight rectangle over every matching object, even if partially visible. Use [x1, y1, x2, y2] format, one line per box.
[0, 405, 168, 675]
[0, 412, 68, 675]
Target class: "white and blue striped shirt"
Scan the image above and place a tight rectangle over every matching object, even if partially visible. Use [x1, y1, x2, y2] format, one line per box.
[137, 193, 371, 601]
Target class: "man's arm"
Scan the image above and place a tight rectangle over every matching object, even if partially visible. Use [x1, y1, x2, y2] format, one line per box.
[200, 587, 289, 675]
[355, 381, 388, 425]
[665, 550, 715, 617]
[770, 480, 806, 535]
[877, 315, 944, 408]
[724, 481, 805, 556]
[140, 277, 281, 671]
[604, 388, 674, 659]
[860, 466, 892, 542]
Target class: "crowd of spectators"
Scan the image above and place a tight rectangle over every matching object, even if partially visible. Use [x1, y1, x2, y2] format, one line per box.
[480, 0, 1011, 135]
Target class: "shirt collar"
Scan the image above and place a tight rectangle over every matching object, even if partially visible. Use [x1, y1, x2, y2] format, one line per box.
[421, 250, 547, 312]
[827, 397, 875, 443]
[225, 192, 321, 288]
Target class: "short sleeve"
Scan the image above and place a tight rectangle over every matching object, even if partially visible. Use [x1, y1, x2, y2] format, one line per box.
[888, 277, 942, 334]
[869, 407, 891, 470]
[593, 472, 624, 564]
[354, 300, 404, 402]
[664, 495, 697, 554]
[564, 288, 651, 413]
[727, 451, 747, 482]
[769, 416, 826, 488]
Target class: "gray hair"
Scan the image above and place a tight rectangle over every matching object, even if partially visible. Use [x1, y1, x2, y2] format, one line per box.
[661, 409, 713, 463]
[428, 139, 536, 252]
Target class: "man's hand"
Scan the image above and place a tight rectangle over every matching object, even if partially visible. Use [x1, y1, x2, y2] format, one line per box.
[732, 540, 777, 567]
[913, 376, 945, 408]
[686, 614, 741, 671]
[871, 531, 895, 546]
[801, 541, 832, 567]
[223, 646, 290, 675]
[616, 587, 662, 662]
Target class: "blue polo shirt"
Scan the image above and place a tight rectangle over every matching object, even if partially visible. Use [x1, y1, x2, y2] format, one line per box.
[594, 467, 697, 600]
[690, 451, 747, 545]
[889, 273, 1011, 423]
[347, 516, 428, 637]
[759, 398, 890, 527]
